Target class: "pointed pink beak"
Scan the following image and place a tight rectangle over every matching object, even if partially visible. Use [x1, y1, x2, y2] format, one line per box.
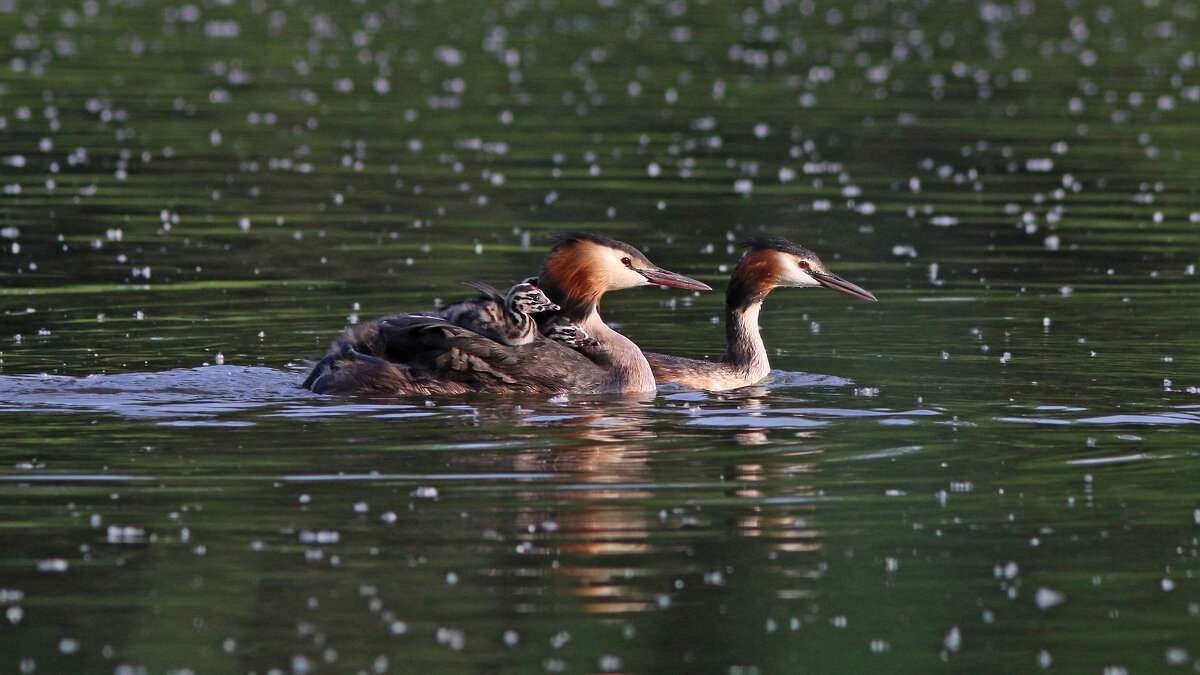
[813, 271, 877, 301]
[637, 266, 712, 291]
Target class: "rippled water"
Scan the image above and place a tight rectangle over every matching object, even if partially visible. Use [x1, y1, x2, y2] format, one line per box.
[2, 1, 1199, 672]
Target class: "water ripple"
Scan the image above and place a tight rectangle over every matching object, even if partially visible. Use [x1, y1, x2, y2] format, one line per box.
[0, 366, 308, 420]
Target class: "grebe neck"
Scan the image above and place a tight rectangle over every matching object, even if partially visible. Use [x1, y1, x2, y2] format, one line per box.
[720, 270, 772, 382]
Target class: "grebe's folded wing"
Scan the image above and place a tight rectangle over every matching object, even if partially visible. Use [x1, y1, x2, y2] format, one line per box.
[372, 314, 606, 392]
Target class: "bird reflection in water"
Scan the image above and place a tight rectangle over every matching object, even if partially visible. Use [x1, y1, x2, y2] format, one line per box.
[459, 393, 832, 616]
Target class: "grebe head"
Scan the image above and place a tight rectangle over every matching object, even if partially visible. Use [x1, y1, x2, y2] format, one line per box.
[540, 233, 711, 313]
[508, 277, 560, 314]
[739, 238, 877, 301]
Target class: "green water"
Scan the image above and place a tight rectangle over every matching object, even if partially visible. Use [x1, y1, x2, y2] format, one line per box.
[2, 1, 1199, 672]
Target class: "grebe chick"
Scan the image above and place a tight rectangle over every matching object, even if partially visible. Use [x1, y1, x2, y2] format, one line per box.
[303, 232, 711, 396]
[542, 318, 598, 348]
[436, 278, 558, 346]
[644, 237, 876, 391]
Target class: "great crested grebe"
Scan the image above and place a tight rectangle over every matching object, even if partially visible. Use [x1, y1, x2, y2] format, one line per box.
[302, 232, 711, 396]
[643, 237, 876, 391]
[435, 278, 559, 346]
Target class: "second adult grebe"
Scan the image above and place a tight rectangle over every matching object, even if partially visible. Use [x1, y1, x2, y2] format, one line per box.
[643, 237, 876, 390]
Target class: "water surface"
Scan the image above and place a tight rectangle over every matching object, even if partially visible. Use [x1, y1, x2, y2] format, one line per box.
[2, 1, 1199, 672]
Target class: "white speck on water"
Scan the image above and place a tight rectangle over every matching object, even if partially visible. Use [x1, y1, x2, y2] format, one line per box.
[37, 558, 68, 572]
[1165, 647, 1190, 666]
[436, 626, 465, 651]
[943, 626, 961, 652]
[1161, 578, 1176, 592]
[106, 525, 146, 544]
[997, 561, 1019, 579]
[433, 45, 464, 66]
[930, 215, 958, 226]
[503, 629, 519, 647]
[412, 486, 438, 499]
[6, 606, 24, 624]
[870, 638, 890, 653]
[1034, 587, 1065, 610]
[647, 162, 661, 177]
[298, 530, 339, 544]
[549, 630, 571, 649]
[733, 178, 753, 196]
[445, 571, 458, 585]
[1038, 650, 1052, 669]
[892, 244, 917, 258]
[59, 638, 80, 655]
[1000, 352, 1011, 364]
[353, 501, 368, 513]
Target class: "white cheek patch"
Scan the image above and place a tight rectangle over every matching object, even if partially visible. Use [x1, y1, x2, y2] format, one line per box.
[614, 266, 648, 290]
[780, 258, 821, 287]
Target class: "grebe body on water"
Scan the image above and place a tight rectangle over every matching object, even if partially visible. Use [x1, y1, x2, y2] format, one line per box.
[303, 233, 710, 396]
[644, 238, 876, 391]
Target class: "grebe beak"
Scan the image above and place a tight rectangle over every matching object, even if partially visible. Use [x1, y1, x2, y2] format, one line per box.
[813, 271, 877, 301]
[637, 266, 712, 291]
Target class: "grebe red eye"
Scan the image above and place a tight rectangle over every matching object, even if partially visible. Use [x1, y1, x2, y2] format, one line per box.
[799, 260, 810, 269]
[621, 256, 632, 266]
